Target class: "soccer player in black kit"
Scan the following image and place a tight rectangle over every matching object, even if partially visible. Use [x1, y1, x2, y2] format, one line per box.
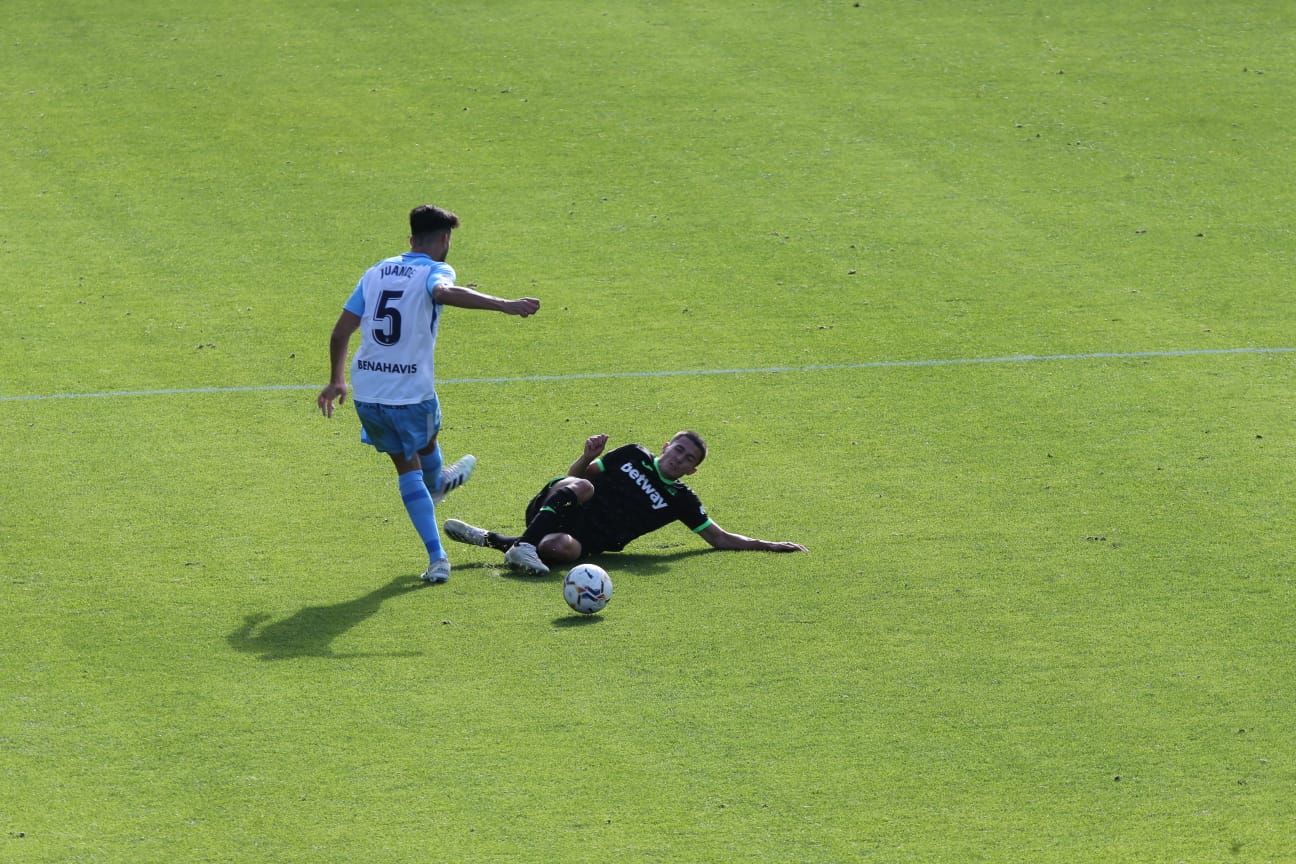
[443, 431, 808, 574]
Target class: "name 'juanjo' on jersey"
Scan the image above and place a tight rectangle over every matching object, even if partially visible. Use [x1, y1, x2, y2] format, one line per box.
[344, 252, 455, 405]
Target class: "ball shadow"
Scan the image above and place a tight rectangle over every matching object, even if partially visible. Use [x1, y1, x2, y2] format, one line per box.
[551, 614, 607, 627]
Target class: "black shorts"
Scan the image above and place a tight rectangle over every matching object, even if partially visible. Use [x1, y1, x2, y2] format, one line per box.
[524, 478, 612, 557]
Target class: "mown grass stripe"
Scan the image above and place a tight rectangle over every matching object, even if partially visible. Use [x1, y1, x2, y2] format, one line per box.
[2, 346, 1292, 403]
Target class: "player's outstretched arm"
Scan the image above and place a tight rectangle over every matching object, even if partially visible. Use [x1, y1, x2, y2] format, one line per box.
[433, 283, 539, 317]
[698, 523, 808, 553]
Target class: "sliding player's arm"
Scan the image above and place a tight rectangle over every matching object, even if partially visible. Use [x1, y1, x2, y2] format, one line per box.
[698, 522, 808, 553]
[569, 434, 609, 477]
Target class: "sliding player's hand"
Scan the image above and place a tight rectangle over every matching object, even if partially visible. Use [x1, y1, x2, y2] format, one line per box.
[584, 434, 609, 460]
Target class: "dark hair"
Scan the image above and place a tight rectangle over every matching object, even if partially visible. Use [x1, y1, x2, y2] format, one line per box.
[409, 204, 459, 240]
[674, 430, 708, 465]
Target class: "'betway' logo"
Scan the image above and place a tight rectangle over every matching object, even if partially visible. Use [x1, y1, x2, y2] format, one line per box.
[620, 462, 670, 510]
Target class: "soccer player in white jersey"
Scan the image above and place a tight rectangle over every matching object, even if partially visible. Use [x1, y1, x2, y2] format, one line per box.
[318, 205, 540, 584]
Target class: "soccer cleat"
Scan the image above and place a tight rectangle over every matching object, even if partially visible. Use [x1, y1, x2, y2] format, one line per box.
[504, 542, 549, 575]
[421, 558, 451, 584]
[431, 454, 476, 504]
[444, 518, 490, 548]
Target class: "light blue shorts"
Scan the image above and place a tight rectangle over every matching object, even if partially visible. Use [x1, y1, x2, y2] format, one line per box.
[354, 398, 441, 460]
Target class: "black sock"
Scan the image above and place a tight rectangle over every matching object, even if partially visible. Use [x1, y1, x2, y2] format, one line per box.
[518, 487, 578, 546]
[485, 532, 515, 552]
[518, 508, 560, 547]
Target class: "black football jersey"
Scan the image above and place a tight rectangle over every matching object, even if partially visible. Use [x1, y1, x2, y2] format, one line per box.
[582, 444, 711, 551]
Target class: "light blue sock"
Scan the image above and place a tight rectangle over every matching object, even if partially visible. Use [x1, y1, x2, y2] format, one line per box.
[420, 443, 444, 496]
[398, 470, 444, 563]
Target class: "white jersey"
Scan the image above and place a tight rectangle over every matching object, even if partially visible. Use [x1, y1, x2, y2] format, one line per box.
[344, 252, 455, 404]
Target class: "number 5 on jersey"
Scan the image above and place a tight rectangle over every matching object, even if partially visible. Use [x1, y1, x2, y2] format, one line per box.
[373, 290, 403, 345]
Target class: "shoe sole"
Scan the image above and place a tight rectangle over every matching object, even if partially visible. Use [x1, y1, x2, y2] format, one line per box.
[444, 519, 488, 547]
[505, 552, 549, 575]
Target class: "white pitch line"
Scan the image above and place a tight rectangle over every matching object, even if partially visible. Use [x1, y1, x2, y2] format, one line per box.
[1, 346, 1292, 403]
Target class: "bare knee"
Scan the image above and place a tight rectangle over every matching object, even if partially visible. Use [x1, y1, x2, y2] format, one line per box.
[538, 533, 583, 565]
[550, 476, 595, 504]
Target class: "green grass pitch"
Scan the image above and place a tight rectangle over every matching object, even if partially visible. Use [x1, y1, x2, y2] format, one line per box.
[2, 1, 1293, 861]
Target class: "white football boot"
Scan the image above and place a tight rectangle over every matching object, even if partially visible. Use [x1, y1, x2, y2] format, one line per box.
[504, 542, 549, 575]
[431, 454, 476, 505]
[421, 558, 451, 585]
[444, 518, 490, 547]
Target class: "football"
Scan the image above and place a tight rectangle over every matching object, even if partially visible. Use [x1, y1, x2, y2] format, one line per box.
[562, 564, 613, 614]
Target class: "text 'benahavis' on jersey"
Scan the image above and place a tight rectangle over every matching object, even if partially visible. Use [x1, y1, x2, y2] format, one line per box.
[586, 443, 712, 551]
[343, 252, 456, 405]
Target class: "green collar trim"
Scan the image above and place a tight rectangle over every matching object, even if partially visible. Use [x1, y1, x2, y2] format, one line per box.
[650, 457, 678, 488]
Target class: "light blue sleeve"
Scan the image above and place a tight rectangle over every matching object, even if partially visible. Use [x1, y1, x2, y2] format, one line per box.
[424, 262, 456, 297]
[343, 279, 365, 315]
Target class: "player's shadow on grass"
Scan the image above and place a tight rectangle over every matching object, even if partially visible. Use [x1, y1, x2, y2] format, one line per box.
[227, 574, 427, 661]
[590, 546, 715, 577]
[498, 546, 713, 584]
